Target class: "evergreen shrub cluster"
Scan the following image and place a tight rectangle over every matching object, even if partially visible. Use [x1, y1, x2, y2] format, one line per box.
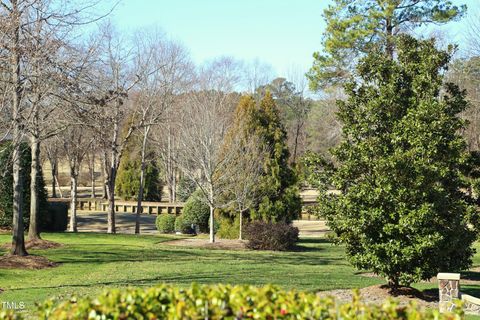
[155, 214, 176, 233]
[18, 284, 462, 320]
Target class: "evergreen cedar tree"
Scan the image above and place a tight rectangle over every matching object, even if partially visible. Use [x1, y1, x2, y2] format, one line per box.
[222, 93, 301, 223]
[305, 35, 477, 287]
[115, 154, 162, 202]
[307, 0, 466, 90]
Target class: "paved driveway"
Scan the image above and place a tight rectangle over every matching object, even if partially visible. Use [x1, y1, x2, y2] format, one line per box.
[75, 211, 329, 237]
[76, 211, 158, 234]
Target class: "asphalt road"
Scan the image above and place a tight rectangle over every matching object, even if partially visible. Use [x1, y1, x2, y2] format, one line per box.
[75, 211, 328, 237]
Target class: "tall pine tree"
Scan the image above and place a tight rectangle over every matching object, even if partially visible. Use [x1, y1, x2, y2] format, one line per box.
[308, 0, 466, 90]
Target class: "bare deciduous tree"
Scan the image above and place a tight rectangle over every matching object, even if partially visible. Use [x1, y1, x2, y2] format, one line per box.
[79, 23, 141, 234]
[224, 134, 266, 240]
[0, 0, 114, 254]
[176, 60, 240, 242]
[132, 31, 192, 233]
[58, 125, 92, 232]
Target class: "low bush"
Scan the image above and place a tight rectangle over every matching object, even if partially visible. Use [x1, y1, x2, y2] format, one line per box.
[31, 283, 462, 319]
[42, 202, 68, 232]
[182, 190, 210, 233]
[156, 214, 176, 234]
[244, 221, 299, 251]
[174, 215, 193, 234]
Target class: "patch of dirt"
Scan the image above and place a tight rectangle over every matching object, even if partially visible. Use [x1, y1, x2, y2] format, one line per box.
[25, 239, 63, 250]
[318, 285, 438, 309]
[0, 254, 59, 270]
[165, 238, 247, 250]
[1, 239, 63, 250]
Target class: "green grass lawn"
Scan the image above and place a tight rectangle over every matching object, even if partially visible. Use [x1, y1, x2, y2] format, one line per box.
[0, 232, 480, 318]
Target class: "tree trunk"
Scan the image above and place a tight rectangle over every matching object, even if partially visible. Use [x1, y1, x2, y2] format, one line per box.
[69, 174, 78, 232]
[209, 205, 215, 243]
[50, 159, 57, 198]
[167, 128, 175, 202]
[292, 121, 301, 164]
[387, 276, 400, 289]
[11, 140, 26, 256]
[28, 137, 41, 241]
[171, 168, 176, 202]
[135, 127, 149, 234]
[106, 172, 116, 234]
[101, 153, 108, 199]
[239, 209, 244, 241]
[90, 152, 96, 198]
[385, 18, 394, 58]
[10, 1, 27, 256]
[135, 165, 145, 234]
[55, 174, 63, 198]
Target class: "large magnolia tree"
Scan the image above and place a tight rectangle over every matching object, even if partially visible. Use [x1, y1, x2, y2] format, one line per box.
[306, 35, 476, 287]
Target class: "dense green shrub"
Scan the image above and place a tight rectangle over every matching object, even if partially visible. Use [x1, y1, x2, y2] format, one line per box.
[244, 221, 299, 251]
[0, 142, 49, 229]
[217, 215, 240, 239]
[182, 190, 210, 233]
[176, 175, 196, 202]
[156, 214, 176, 234]
[42, 202, 68, 232]
[32, 283, 462, 319]
[174, 215, 193, 234]
[116, 156, 163, 201]
[304, 36, 477, 287]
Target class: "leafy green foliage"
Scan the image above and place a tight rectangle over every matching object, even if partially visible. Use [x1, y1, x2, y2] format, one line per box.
[0, 142, 48, 229]
[155, 214, 176, 234]
[32, 283, 463, 319]
[174, 215, 193, 234]
[176, 176, 196, 202]
[244, 221, 299, 251]
[306, 35, 476, 286]
[115, 156, 162, 201]
[249, 93, 301, 223]
[182, 190, 210, 233]
[216, 215, 241, 239]
[308, 0, 466, 90]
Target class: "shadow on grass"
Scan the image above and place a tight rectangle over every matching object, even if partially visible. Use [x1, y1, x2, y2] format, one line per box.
[6, 266, 336, 292]
[462, 271, 480, 281]
[298, 238, 332, 245]
[461, 286, 480, 297]
[50, 246, 343, 267]
[293, 238, 333, 252]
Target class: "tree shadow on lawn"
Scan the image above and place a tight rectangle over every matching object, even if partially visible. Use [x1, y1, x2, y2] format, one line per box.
[44, 243, 343, 267]
[461, 285, 480, 297]
[461, 271, 480, 282]
[6, 269, 304, 292]
[293, 238, 332, 252]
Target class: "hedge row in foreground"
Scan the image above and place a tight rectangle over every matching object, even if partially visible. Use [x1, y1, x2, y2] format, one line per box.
[1, 284, 463, 319]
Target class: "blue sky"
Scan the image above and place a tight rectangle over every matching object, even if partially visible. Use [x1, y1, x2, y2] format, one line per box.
[104, 0, 479, 78]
